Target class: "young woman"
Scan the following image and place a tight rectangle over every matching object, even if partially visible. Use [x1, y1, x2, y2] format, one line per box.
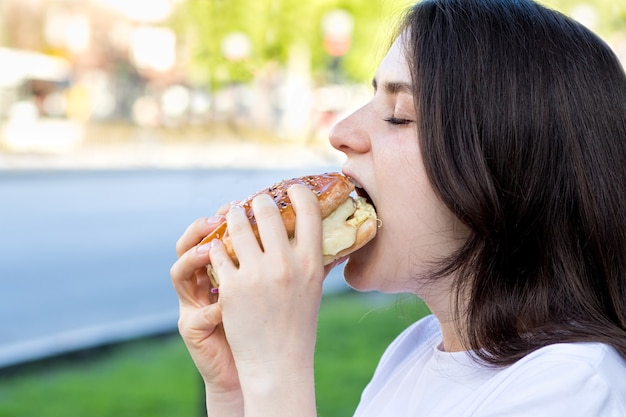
[170, 0, 626, 415]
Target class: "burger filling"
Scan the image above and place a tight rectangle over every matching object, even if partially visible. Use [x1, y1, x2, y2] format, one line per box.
[322, 196, 376, 257]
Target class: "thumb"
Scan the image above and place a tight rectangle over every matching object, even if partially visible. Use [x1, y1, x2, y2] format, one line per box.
[179, 303, 223, 339]
[201, 303, 223, 327]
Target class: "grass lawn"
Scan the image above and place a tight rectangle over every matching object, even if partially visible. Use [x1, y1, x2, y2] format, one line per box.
[0, 292, 429, 417]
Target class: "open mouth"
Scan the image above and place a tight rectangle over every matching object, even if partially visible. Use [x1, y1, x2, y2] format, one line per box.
[349, 177, 376, 212]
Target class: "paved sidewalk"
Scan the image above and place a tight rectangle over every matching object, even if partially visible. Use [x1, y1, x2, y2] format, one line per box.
[0, 124, 345, 171]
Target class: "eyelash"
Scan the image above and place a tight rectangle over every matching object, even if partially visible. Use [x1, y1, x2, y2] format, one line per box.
[383, 116, 412, 125]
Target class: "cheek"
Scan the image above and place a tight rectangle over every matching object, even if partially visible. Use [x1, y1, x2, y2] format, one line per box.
[346, 137, 459, 291]
[380, 170, 458, 272]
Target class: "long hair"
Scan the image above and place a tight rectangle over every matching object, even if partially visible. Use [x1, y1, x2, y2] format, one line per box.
[400, 0, 626, 365]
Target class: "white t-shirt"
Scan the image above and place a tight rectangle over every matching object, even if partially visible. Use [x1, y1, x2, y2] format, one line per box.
[354, 315, 626, 417]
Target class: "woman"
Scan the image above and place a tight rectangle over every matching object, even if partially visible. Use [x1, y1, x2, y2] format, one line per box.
[170, 0, 626, 415]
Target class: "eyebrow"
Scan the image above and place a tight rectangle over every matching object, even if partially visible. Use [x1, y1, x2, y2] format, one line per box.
[372, 77, 413, 95]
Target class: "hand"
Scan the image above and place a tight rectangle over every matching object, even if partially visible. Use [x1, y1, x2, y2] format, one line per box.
[209, 184, 325, 416]
[170, 206, 243, 416]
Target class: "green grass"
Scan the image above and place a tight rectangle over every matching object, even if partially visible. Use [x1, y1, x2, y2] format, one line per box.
[315, 293, 430, 417]
[0, 336, 201, 417]
[0, 293, 429, 417]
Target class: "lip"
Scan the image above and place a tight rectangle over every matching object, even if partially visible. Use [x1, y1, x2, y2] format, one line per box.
[342, 169, 360, 190]
[343, 169, 376, 209]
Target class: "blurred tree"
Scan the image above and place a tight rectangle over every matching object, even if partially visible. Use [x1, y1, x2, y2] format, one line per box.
[170, 0, 413, 88]
[542, 0, 626, 38]
[170, 0, 625, 88]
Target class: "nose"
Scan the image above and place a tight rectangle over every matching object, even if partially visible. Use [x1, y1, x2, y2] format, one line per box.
[329, 105, 371, 155]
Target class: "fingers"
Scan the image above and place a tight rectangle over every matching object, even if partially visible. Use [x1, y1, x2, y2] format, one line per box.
[216, 200, 238, 216]
[289, 184, 322, 252]
[251, 193, 291, 256]
[222, 205, 263, 266]
[207, 185, 324, 289]
[206, 238, 238, 284]
[223, 186, 320, 265]
[171, 242, 214, 306]
[176, 215, 225, 257]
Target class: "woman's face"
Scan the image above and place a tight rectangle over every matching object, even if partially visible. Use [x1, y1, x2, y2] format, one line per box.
[329, 38, 467, 294]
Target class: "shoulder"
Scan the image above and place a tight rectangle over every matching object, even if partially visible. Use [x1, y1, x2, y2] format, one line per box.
[477, 343, 626, 416]
[512, 342, 626, 383]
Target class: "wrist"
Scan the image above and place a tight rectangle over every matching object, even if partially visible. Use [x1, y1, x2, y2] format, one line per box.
[204, 384, 244, 417]
[239, 367, 317, 417]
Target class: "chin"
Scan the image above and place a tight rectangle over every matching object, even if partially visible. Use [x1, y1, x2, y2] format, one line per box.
[342, 243, 380, 292]
[342, 238, 412, 294]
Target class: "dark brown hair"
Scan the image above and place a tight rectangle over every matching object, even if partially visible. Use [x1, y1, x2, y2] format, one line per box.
[400, 0, 626, 365]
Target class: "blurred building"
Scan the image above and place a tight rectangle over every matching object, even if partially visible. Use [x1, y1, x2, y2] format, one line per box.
[0, 0, 622, 149]
[0, 0, 184, 125]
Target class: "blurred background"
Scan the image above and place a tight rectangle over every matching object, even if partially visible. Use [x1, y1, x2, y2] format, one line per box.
[0, 1, 624, 416]
[0, 0, 413, 160]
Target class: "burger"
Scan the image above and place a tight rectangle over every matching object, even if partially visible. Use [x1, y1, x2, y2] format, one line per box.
[200, 172, 378, 287]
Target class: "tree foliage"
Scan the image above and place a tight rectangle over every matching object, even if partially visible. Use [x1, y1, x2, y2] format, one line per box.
[170, 0, 625, 88]
[542, 0, 626, 37]
[171, 0, 413, 87]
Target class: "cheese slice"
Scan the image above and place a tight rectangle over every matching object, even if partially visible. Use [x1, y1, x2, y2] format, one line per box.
[322, 198, 358, 257]
[322, 195, 375, 257]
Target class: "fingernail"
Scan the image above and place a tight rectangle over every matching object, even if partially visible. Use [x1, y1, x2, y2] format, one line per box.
[206, 215, 224, 225]
[217, 200, 238, 212]
[197, 243, 211, 254]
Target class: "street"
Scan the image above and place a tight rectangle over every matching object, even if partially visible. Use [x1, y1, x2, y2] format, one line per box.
[0, 167, 349, 367]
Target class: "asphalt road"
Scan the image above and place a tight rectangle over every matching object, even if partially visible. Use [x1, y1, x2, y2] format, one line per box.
[0, 168, 349, 367]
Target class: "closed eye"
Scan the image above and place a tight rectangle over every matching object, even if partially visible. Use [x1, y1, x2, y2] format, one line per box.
[383, 116, 412, 125]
